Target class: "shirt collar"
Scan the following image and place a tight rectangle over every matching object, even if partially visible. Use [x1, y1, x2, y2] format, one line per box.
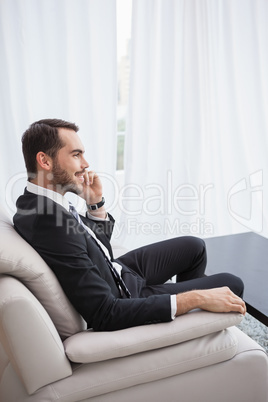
[26, 181, 70, 212]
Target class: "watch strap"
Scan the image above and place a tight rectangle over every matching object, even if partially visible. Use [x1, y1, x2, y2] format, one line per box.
[87, 197, 105, 211]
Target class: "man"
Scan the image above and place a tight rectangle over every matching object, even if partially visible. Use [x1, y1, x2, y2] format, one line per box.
[13, 119, 246, 331]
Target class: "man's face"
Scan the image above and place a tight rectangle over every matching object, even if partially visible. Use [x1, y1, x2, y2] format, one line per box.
[50, 128, 89, 195]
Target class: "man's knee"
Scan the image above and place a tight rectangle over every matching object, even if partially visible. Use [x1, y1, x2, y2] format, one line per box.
[225, 273, 244, 298]
[177, 236, 206, 254]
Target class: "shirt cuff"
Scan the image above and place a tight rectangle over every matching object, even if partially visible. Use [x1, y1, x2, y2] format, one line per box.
[86, 211, 110, 221]
[170, 294, 177, 320]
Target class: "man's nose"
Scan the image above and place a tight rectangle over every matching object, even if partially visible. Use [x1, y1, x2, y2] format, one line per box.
[82, 156, 89, 169]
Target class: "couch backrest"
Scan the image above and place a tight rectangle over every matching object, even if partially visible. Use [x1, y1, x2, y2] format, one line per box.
[0, 206, 86, 339]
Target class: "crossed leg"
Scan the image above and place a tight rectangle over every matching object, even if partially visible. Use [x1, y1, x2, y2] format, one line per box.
[118, 236, 244, 298]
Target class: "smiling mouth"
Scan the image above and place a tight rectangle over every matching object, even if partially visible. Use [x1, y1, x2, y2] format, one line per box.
[75, 172, 85, 182]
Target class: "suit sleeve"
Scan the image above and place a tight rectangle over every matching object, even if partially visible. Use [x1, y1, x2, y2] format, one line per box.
[31, 213, 172, 331]
[82, 212, 115, 241]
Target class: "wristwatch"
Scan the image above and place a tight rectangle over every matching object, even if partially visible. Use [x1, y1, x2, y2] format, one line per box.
[87, 197, 105, 211]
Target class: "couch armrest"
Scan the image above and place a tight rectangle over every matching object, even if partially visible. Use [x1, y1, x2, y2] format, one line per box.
[0, 275, 72, 395]
[64, 309, 243, 363]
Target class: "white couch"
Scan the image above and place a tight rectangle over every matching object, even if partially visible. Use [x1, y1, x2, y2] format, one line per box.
[0, 206, 267, 402]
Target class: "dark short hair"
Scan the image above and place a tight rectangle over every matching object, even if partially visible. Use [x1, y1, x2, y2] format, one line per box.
[22, 118, 79, 179]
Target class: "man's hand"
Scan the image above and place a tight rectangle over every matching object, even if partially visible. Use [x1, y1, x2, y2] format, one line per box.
[175, 286, 246, 316]
[80, 170, 107, 219]
[81, 170, 103, 204]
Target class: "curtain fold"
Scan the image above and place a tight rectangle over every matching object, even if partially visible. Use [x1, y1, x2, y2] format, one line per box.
[0, 0, 117, 215]
[119, 0, 268, 249]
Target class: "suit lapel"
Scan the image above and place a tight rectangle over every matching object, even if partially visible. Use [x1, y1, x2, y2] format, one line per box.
[80, 217, 114, 260]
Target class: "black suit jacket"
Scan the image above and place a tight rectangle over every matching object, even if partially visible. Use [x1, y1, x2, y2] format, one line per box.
[13, 189, 171, 331]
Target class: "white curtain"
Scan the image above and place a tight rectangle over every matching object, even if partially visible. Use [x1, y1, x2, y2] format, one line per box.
[118, 0, 268, 249]
[0, 0, 117, 215]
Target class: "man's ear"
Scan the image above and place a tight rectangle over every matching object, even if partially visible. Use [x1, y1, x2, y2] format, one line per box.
[36, 152, 52, 171]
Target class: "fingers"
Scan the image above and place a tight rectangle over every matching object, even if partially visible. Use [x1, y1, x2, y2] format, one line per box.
[224, 287, 246, 315]
[223, 291, 246, 315]
[81, 170, 103, 205]
[229, 295, 246, 315]
[235, 303, 247, 315]
[196, 287, 246, 315]
[84, 170, 90, 186]
[84, 170, 96, 186]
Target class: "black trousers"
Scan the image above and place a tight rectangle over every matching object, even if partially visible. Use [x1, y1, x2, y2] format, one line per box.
[118, 236, 244, 299]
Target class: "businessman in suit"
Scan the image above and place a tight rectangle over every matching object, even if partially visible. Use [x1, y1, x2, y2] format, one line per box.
[14, 119, 246, 331]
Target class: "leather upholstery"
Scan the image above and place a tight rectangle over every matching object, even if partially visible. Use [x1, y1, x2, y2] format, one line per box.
[0, 206, 267, 401]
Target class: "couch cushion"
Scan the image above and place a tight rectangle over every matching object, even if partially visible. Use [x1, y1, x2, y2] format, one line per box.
[64, 310, 243, 363]
[0, 207, 86, 339]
